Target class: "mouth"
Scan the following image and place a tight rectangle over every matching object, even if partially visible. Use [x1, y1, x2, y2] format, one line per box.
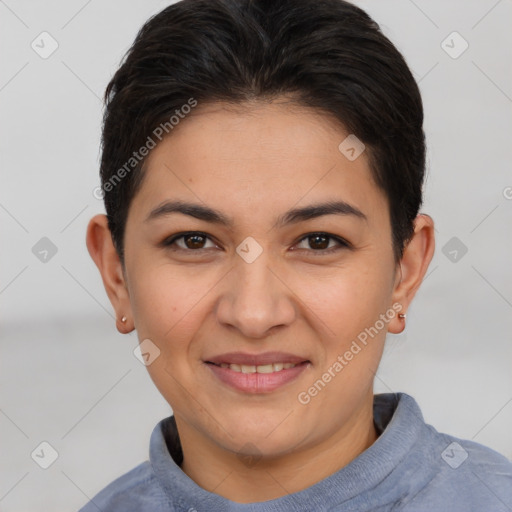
[206, 361, 304, 373]
[204, 352, 311, 393]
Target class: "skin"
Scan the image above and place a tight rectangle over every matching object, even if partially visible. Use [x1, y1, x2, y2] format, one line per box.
[86, 98, 435, 503]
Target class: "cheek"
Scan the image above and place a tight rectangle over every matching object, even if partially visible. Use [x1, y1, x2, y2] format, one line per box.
[296, 268, 392, 406]
[298, 260, 393, 339]
[129, 263, 217, 356]
[301, 267, 393, 395]
[128, 266, 208, 407]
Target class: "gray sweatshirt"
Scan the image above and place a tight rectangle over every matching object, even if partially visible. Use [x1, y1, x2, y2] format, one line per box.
[78, 392, 512, 511]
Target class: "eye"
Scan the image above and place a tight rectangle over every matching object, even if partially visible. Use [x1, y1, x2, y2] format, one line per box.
[294, 232, 350, 254]
[163, 231, 218, 251]
[161, 231, 350, 255]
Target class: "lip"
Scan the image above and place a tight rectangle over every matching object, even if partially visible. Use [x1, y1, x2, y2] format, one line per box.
[204, 351, 311, 394]
[205, 351, 308, 366]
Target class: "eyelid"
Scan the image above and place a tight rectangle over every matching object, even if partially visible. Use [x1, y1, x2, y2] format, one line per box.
[162, 231, 219, 250]
[294, 232, 351, 252]
[162, 231, 351, 253]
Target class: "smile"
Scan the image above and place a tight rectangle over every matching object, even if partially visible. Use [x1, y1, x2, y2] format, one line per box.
[216, 362, 297, 373]
[204, 353, 310, 393]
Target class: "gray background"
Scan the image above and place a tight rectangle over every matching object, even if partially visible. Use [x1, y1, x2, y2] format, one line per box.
[1, 0, 511, 510]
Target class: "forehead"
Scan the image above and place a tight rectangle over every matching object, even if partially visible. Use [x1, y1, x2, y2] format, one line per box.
[130, 100, 386, 223]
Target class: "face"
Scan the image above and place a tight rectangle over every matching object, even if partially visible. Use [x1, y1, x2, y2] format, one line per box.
[120, 99, 404, 458]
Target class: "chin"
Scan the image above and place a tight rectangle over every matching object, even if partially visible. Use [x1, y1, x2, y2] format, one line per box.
[216, 409, 307, 451]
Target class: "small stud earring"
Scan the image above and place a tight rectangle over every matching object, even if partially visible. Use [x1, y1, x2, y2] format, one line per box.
[121, 316, 127, 323]
[398, 313, 406, 319]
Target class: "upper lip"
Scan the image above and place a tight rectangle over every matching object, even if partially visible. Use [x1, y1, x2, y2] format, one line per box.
[205, 351, 309, 366]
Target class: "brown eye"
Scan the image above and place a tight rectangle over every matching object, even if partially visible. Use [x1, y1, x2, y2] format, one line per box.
[295, 232, 349, 254]
[163, 232, 217, 251]
[307, 234, 330, 250]
[182, 234, 207, 249]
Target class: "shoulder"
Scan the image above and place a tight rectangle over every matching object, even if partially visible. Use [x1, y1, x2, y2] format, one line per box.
[402, 427, 512, 511]
[78, 461, 172, 512]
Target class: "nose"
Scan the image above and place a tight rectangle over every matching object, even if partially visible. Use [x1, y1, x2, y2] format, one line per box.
[215, 249, 297, 339]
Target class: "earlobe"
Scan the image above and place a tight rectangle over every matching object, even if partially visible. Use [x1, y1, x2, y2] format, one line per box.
[85, 214, 133, 334]
[388, 214, 435, 334]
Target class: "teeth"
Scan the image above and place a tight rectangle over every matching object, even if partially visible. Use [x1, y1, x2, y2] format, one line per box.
[220, 362, 297, 373]
[256, 364, 274, 373]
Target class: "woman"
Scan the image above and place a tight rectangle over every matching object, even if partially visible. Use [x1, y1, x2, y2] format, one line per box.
[82, 0, 512, 510]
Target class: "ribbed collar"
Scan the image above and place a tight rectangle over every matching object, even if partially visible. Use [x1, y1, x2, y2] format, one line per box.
[149, 392, 433, 511]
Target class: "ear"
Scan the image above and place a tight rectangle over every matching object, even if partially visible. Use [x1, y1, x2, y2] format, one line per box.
[388, 214, 435, 334]
[86, 214, 133, 334]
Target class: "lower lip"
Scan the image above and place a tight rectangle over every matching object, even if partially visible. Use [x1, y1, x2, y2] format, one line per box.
[205, 362, 309, 393]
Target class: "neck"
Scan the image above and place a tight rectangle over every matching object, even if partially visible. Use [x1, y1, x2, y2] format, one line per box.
[176, 393, 378, 503]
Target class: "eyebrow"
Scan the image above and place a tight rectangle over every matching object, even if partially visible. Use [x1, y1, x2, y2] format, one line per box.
[145, 199, 367, 228]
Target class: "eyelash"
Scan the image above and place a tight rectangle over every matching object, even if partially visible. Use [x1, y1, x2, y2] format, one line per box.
[162, 231, 351, 255]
